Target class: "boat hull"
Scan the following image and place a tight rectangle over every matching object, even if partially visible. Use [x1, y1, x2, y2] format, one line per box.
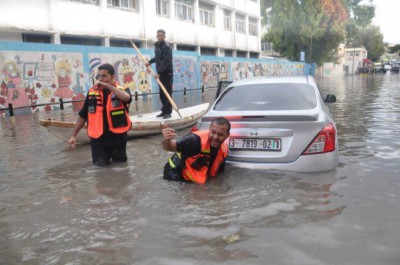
[40, 103, 209, 144]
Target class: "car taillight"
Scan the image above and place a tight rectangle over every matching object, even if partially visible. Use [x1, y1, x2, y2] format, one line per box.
[303, 122, 336, 155]
[191, 124, 199, 132]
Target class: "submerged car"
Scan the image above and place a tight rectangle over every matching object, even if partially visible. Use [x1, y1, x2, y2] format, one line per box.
[194, 76, 338, 173]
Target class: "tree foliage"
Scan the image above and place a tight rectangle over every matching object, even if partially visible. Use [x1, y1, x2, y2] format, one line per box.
[343, 0, 385, 61]
[388, 45, 400, 55]
[264, 0, 348, 66]
[355, 25, 385, 61]
[263, 0, 386, 64]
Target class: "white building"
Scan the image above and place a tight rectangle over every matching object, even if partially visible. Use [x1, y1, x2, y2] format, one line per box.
[343, 47, 368, 74]
[0, 0, 261, 58]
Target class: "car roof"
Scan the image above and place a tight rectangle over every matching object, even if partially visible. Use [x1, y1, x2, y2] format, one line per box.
[229, 76, 317, 87]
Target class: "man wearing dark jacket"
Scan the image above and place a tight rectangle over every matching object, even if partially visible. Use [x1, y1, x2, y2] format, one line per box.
[146, 29, 173, 119]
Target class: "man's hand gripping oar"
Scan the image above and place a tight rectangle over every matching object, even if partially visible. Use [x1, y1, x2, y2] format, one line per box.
[129, 40, 182, 118]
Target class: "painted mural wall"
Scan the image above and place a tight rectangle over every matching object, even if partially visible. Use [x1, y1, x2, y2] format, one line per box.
[0, 51, 85, 113]
[0, 41, 308, 115]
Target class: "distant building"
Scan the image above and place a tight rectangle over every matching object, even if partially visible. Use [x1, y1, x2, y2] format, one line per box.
[343, 47, 368, 74]
[0, 0, 261, 58]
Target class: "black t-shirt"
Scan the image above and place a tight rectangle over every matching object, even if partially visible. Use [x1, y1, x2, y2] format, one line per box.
[79, 87, 132, 144]
[176, 133, 225, 172]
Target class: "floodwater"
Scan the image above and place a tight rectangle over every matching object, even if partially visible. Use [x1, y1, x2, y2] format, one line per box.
[0, 74, 399, 265]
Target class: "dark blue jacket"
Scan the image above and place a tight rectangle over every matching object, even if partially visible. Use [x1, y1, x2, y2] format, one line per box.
[149, 40, 173, 75]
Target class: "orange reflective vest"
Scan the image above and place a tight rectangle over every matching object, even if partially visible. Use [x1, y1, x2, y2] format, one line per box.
[87, 82, 132, 139]
[182, 130, 228, 184]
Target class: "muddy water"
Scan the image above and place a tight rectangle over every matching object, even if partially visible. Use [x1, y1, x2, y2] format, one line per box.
[0, 75, 399, 265]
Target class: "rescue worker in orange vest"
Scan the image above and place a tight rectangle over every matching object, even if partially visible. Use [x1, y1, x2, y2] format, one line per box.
[68, 63, 132, 166]
[162, 117, 230, 184]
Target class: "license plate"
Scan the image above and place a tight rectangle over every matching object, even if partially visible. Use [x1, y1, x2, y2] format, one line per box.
[229, 138, 281, 151]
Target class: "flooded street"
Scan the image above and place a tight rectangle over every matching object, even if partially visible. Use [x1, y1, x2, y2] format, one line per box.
[1, 74, 400, 265]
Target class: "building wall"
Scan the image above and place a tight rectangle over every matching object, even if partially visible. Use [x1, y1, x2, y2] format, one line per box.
[0, 0, 261, 56]
[0, 41, 308, 114]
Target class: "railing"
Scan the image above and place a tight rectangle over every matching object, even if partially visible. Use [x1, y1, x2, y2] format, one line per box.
[0, 86, 207, 117]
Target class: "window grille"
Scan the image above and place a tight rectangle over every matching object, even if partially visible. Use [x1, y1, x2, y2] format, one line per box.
[199, 2, 214, 26]
[107, 0, 137, 10]
[236, 14, 245, 33]
[156, 0, 169, 16]
[249, 18, 258, 35]
[175, 0, 194, 22]
[223, 10, 231, 30]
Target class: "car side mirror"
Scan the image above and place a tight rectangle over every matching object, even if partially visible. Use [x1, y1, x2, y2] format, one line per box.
[324, 94, 336, 103]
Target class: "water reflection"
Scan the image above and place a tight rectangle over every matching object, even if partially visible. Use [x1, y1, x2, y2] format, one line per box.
[1, 76, 399, 264]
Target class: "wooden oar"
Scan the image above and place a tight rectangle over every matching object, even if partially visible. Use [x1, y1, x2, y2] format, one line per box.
[129, 40, 182, 118]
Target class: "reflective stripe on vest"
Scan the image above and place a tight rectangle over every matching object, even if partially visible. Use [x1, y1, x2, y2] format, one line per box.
[87, 82, 132, 139]
[181, 130, 228, 184]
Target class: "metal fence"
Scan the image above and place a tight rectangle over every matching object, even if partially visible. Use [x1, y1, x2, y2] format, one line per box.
[0, 86, 207, 117]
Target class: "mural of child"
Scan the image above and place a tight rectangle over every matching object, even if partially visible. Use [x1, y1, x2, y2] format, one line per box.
[54, 60, 74, 98]
[3, 61, 30, 107]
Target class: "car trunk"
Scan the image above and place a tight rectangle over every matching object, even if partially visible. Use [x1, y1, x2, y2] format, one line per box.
[215, 111, 321, 163]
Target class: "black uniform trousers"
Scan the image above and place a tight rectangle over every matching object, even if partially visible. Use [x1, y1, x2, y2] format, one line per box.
[159, 74, 173, 115]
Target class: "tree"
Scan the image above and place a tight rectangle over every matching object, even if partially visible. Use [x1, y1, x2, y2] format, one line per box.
[344, 0, 375, 46]
[260, 0, 274, 27]
[357, 25, 385, 61]
[264, 0, 348, 66]
[389, 44, 400, 55]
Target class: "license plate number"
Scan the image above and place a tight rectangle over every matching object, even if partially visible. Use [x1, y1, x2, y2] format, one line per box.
[229, 138, 281, 151]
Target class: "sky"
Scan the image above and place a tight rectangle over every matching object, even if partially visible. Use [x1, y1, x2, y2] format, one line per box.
[372, 0, 400, 44]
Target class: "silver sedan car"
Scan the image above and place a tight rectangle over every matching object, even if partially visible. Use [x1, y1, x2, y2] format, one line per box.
[194, 76, 338, 172]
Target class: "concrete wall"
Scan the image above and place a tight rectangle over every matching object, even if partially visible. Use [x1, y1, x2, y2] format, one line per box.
[0, 41, 308, 114]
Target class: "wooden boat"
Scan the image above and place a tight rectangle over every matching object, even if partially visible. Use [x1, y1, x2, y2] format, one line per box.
[40, 103, 209, 144]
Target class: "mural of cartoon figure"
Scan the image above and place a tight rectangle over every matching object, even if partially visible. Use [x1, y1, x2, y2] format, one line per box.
[121, 58, 136, 91]
[219, 64, 228, 81]
[3, 61, 30, 107]
[137, 71, 150, 93]
[54, 60, 74, 98]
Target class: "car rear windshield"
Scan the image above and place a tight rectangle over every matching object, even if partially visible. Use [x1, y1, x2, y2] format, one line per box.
[213, 83, 317, 111]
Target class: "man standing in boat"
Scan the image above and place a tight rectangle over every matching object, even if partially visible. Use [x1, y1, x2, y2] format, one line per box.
[161, 117, 230, 184]
[68, 63, 132, 166]
[145, 29, 174, 119]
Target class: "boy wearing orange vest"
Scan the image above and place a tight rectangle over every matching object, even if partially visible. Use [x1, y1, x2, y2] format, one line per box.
[68, 63, 132, 166]
[162, 117, 230, 184]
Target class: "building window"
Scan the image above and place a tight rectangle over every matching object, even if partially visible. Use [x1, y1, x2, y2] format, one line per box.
[199, 2, 214, 26]
[156, 0, 169, 16]
[200, 47, 216, 56]
[225, 49, 233, 57]
[177, 44, 196, 51]
[22, 33, 51, 44]
[236, 14, 245, 34]
[250, 52, 259, 58]
[175, 0, 194, 22]
[249, 18, 258, 36]
[70, 0, 99, 4]
[261, 42, 273, 51]
[236, 50, 247, 58]
[61, 36, 102, 46]
[223, 10, 231, 30]
[107, 0, 137, 10]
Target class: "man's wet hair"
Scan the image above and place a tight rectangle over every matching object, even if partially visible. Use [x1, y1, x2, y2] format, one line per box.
[157, 29, 166, 35]
[98, 63, 115, 75]
[211, 117, 231, 133]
